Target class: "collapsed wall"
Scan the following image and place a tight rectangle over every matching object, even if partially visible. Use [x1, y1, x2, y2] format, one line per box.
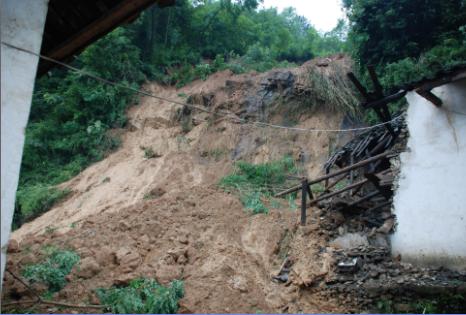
[391, 79, 466, 271]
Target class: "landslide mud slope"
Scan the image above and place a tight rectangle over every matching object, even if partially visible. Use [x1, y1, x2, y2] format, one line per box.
[3, 57, 353, 313]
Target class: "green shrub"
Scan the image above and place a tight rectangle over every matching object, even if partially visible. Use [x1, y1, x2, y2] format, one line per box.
[96, 278, 184, 314]
[194, 63, 213, 80]
[22, 249, 80, 292]
[219, 156, 298, 214]
[241, 192, 269, 214]
[380, 38, 466, 93]
[141, 146, 157, 159]
[16, 184, 70, 222]
[213, 54, 227, 71]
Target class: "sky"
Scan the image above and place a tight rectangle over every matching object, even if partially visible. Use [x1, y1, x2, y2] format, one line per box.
[260, 0, 346, 33]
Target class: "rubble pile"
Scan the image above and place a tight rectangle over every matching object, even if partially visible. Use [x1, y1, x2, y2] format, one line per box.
[298, 113, 466, 313]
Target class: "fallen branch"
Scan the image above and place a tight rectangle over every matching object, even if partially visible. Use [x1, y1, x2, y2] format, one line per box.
[2, 269, 105, 310]
[2, 299, 105, 309]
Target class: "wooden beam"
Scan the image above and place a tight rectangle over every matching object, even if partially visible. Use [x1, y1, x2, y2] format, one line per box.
[347, 190, 381, 207]
[39, 0, 174, 74]
[362, 90, 407, 109]
[301, 179, 308, 226]
[367, 65, 383, 96]
[347, 72, 369, 98]
[415, 89, 443, 107]
[365, 200, 392, 212]
[275, 151, 396, 197]
[416, 70, 466, 92]
[324, 173, 348, 192]
[307, 178, 369, 206]
[364, 172, 392, 200]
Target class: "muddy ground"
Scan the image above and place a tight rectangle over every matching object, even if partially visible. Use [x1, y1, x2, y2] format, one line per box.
[3, 56, 464, 313]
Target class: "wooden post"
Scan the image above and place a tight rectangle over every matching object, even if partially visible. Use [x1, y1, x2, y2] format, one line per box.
[349, 153, 355, 194]
[301, 179, 308, 226]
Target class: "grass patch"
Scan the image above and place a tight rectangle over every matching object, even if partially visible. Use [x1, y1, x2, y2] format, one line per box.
[96, 278, 184, 314]
[22, 249, 80, 292]
[219, 156, 298, 214]
[375, 293, 466, 314]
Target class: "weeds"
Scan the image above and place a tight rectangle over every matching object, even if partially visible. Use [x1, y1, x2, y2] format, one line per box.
[140, 146, 159, 159]
[375, 293, 466, 314]
[219, 156, 298, 214]
[201, 148, 227, 162]
[44, 226, 57, 234]
[96, 278, 184, 314]
[311, 183, 325, 194]
[22, 249, 80, 292]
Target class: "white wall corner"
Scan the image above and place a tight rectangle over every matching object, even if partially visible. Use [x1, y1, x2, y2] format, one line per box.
[391, 79, 466, 271]
[1, 0, 49, 291]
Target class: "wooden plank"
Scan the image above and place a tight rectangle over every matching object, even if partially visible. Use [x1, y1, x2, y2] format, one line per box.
[307, 178, 369, 206]
[415, 89, 443, 107]
[39, 0, 175, 74]
[275, 151, 395, 197]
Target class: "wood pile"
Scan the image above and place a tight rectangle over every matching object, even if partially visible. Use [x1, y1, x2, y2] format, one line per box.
[275, 113, 407, 225]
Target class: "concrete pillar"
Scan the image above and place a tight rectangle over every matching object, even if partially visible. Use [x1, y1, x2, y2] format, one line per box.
[1, 0, 49, 290]
[391, 79, 466, 271]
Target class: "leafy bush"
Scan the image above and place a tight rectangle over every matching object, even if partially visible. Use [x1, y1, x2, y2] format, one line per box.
[22, 249, 80, 292]
[241, 192, 269, 214]
[219, 156, 298, 214]
[140, 146, 157, 159]
[96, 278, 184, 314]
[15, 26, 144, 228]
[380, 38, 466, 92]
[15, 184, 70, 222]
[194, 63, 213, 81]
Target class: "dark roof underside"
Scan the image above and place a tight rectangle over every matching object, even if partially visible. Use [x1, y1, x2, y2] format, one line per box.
[38, 0, 174, 75]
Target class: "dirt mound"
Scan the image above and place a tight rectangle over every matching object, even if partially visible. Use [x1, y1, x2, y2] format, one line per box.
[2, 57, 354, 313]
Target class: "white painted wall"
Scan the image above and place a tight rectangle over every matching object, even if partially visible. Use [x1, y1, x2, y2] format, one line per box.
[391, 79, 466, 271]
[1, 0, 49, 290]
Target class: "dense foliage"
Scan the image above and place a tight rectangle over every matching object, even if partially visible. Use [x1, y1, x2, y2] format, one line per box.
[15, 0, 346, 228]
[14, 27, 145, 228]
[96, 278, 184, 314]
[134, 0, 347, 85]
[344, 0, 466, 91]
[22, 249, 80, 293]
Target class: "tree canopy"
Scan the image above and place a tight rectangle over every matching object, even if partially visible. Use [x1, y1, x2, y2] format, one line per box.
[344, 0, 466, 90]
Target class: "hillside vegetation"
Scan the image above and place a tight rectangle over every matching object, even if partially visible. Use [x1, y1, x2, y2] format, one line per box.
[15, 0, 466, 227]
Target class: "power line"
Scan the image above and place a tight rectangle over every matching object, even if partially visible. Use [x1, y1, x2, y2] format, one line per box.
[2, 41, 404, 133]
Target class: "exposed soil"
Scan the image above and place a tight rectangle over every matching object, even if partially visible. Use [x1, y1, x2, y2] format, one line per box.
[2, 57, 359, 313]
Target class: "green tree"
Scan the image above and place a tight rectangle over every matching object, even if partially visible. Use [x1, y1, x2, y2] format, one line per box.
[345, 0, 466, 66]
